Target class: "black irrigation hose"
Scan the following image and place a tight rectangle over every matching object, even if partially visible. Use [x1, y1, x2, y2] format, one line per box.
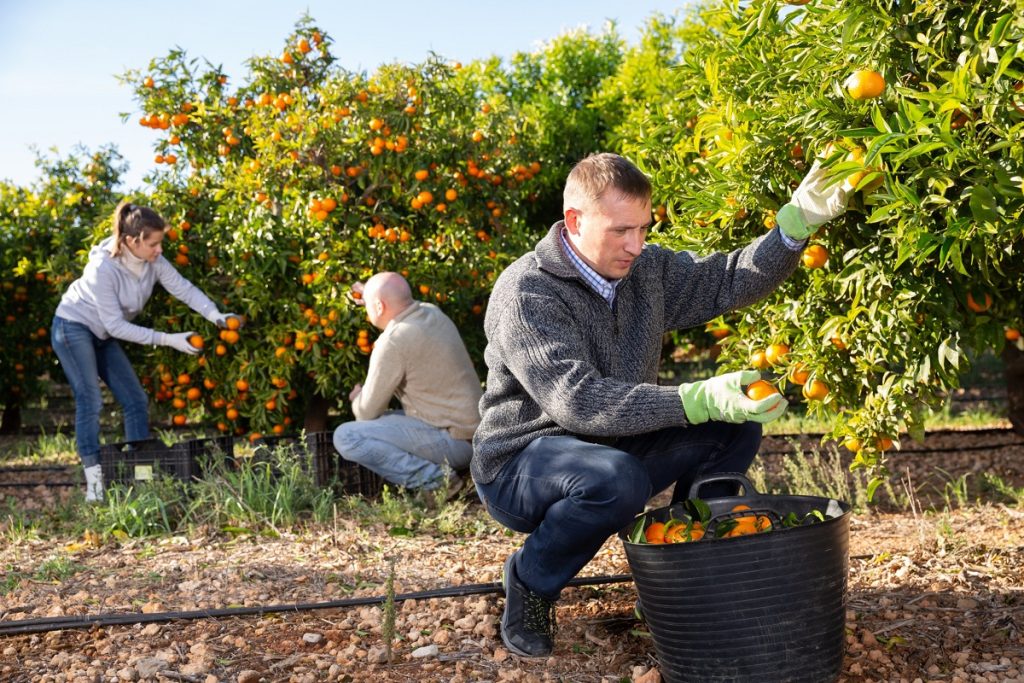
[0, 482, 77, 488]
[0, 573, 634, 637]
[758, 441, 1024, 458]
[762, 425, 1018, 442]
[0, 466, 71, 473]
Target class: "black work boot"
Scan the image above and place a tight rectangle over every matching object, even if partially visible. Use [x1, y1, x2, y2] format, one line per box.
[500, 551, 556, 657]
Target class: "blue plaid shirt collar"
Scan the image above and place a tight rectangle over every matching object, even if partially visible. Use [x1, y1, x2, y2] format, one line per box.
[559, 227, 620, 308]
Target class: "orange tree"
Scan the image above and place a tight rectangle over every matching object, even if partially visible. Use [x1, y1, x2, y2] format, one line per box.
[612, 0, 1024, 487]
[467, 26, 627, 225]
[0, 148, 125, 433]
[595, 13, 733, 362]
[123, 19, 558, 438]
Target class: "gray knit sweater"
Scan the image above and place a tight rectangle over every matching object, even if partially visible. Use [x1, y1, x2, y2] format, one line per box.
[471, 222, 802, 485]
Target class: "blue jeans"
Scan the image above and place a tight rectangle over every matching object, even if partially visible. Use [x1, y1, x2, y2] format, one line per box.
[476, 421, 762, 600]
[333, 411, 473, 490]
[51, 316, 150, 468]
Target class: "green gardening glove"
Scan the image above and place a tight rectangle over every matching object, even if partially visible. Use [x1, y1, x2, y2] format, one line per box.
[776, 160, 852, 240]
[678, 370, 788, 425]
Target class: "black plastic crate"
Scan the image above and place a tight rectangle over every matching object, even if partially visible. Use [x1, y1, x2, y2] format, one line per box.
[100, 436, 234, 485]
[251, 431, 385, 496]
[99, 438, 188, 484]
[177, 435, 235, 477]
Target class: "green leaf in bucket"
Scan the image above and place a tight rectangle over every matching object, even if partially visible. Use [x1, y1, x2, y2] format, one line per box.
[682, 498, 712, 523]
[629, 517, 646, 544]
[780, 512, 802, 528]
[781, 510, 827, 528]
[715, 518, 739, 537]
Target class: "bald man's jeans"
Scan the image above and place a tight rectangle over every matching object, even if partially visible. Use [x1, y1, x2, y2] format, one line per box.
[475, 421, 762, 601]
[334, 411, 472, 490]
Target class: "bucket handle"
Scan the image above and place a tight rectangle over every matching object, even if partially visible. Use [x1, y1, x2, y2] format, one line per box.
[686, 472, 762, 500]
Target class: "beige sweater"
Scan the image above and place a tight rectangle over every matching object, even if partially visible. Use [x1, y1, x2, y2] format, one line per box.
[352, 302, 483, 440]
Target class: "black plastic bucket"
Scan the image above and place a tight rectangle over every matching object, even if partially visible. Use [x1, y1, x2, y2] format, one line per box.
[619, 473, 850, 683]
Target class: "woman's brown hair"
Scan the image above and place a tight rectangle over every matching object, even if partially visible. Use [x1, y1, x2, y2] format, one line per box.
[109, 200, 166, 257]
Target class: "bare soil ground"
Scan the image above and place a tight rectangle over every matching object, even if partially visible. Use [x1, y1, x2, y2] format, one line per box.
[1, 428, 1022, 683]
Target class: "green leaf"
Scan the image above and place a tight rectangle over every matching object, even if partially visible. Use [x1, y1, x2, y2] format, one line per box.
[628, 517, 646, 544]
[969, 185, 999, 224]
[866, 477, 884, 502]
[988, 14, 1012, 45]
[993, 42, 1021, 81]
[836, 127, 882, 140]
[891, 141, 945, 169]
[937, 337, 960, 370]
[864, 133, 903, 164]
[683, 497, 711, 523]
[870, 105, 891, 133]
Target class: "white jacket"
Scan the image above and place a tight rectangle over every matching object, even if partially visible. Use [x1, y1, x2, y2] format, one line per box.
[55, 237, 219, 345]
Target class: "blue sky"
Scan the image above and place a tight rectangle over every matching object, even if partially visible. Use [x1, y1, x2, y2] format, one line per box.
[0, 0, 691, 190]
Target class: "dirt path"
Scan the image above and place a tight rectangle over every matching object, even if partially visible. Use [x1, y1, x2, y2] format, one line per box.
[1, 430, 1022, 682]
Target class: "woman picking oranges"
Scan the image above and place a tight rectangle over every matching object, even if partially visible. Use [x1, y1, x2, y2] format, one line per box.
[51, 200, 242, 502]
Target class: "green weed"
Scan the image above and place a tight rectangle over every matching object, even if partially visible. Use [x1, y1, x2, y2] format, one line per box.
[186, 442, 335, 532]
[980, 473, 1024, 507]
[1, 564, 26, 595]
[748, 444, 902, 511]
[88, 476, 186, 537]
[33, 555, 84, 583]
[10, 428, 76, 465]
[936, 469, 972, 509]
[382, 556, 397, 664]
[1, 508, 41, 544]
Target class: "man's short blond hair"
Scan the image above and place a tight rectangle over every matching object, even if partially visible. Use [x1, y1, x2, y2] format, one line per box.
[563, 153, 652, 213]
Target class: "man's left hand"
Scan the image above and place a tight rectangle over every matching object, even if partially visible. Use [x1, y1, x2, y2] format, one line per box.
[349, 383, 363, 402]
[349, 281, 366, 306]
[776, 160, 852, 240]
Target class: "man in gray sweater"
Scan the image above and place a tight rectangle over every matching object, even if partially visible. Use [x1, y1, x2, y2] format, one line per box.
[472, 153, 850, 657]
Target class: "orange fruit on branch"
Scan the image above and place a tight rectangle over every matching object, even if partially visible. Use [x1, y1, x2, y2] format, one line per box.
[765, 343, 789, 366]
[802, 379, 830, 401]
[966, 292, 992, 313]
[801, 244, 828, 269]
[845, 69, 885, 100]
[788, 363, 810, 385]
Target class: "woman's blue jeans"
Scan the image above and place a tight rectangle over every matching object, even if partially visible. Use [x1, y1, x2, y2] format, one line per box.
[51, 316, 150, 468]
[476, 421, 762, 600]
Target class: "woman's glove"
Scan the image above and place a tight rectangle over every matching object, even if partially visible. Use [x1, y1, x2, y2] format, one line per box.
[776, 161, 852, 240]
[154, 331, 201, 355]
[678, 370, 788, 425]
[212, 312, 244, 329]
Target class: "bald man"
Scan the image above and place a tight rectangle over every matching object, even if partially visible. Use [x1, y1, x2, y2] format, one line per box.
[333, 272, 483, 494]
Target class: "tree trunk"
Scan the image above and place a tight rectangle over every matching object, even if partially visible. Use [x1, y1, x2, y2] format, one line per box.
[1002, 342, 1024, 436]
[0, 404, 22, 435]
[303, 394, 332, 434]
